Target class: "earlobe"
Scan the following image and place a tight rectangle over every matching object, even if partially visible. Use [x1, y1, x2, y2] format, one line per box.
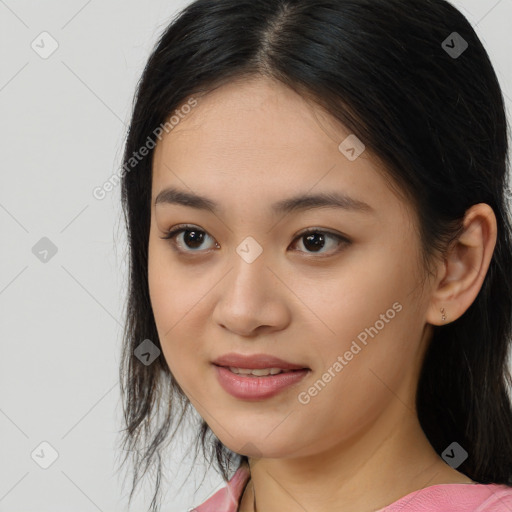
[426, 203, 497, 326]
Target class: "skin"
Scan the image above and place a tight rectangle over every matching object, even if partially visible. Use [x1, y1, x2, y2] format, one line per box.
[147, 76, 497, 512]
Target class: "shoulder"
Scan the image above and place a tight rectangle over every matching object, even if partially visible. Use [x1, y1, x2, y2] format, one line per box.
[476, 484, 512, 511]
[192, 464, 251, 512]
[379, 483, 512, 512]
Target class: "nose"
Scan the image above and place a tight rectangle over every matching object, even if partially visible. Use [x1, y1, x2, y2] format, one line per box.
[211, 248, 291, 337]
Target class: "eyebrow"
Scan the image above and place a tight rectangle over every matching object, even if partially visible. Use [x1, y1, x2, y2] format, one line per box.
[154, 186, 375, 215]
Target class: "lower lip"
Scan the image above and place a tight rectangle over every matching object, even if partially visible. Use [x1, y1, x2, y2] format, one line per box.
[214, 365, 310, 400]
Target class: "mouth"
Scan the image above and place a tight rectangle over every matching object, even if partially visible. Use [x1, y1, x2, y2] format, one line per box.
[212, 353, 310, 400]
[217, 366, 307, 377]
[212, 352, 310, 372]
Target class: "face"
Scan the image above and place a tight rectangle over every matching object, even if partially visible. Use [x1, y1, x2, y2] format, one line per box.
[148, 76, 433, 460]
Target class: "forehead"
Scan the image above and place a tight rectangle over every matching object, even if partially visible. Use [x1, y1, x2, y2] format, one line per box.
[151, 77, 404, 219]
[156, 77, 351, 158]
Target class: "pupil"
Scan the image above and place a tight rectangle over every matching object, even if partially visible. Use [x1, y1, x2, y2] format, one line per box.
[304, 233, 324, 252]
[184, 230, 204, 249]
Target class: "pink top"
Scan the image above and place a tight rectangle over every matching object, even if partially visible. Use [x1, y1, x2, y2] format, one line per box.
[193, 464, 512, 511]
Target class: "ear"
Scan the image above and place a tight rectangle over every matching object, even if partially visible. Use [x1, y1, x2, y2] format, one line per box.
[426, 203, 497, 326]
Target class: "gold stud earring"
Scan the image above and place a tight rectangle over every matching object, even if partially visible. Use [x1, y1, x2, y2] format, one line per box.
[440, 307, 447, 322]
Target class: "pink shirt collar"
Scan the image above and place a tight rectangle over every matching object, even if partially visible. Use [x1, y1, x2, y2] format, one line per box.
[194, 464, 512, 512]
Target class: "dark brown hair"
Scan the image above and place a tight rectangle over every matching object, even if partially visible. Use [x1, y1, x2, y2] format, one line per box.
[117, 1, 512, 510]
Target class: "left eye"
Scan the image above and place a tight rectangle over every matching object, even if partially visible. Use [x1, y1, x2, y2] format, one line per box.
[290, 229, 348, 255]
[160, 225, 349, 255]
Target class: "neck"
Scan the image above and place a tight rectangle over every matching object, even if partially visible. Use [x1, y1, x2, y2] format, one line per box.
[239, 401, 471, 512]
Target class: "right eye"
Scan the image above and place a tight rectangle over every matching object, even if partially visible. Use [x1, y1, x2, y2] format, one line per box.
[160, 224, 220, 253]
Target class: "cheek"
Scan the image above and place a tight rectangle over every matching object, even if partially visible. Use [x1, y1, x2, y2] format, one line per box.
[289, 307, 415, 456]
[293, 250, 420, 411]
[291, 244, 413, 350]
[148, 235, 206, 332]
[147, 244, 201, 374]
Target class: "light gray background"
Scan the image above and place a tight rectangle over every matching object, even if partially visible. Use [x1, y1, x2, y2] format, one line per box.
[1, 1, 511, 511]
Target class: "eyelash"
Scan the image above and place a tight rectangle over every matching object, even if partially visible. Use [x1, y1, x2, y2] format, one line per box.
[159, 224, 350, 257]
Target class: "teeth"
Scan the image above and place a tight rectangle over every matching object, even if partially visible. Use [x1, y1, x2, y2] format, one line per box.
[228, 367, 286, 376]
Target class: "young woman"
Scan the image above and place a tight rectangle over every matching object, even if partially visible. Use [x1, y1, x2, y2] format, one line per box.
[117, 1, 512, 510]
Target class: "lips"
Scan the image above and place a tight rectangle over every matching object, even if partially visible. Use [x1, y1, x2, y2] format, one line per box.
[215, 365, 309, 399]
[212, 352, 309, 371]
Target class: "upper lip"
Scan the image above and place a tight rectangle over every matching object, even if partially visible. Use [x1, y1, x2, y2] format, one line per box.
[213, 353, 309, 370]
